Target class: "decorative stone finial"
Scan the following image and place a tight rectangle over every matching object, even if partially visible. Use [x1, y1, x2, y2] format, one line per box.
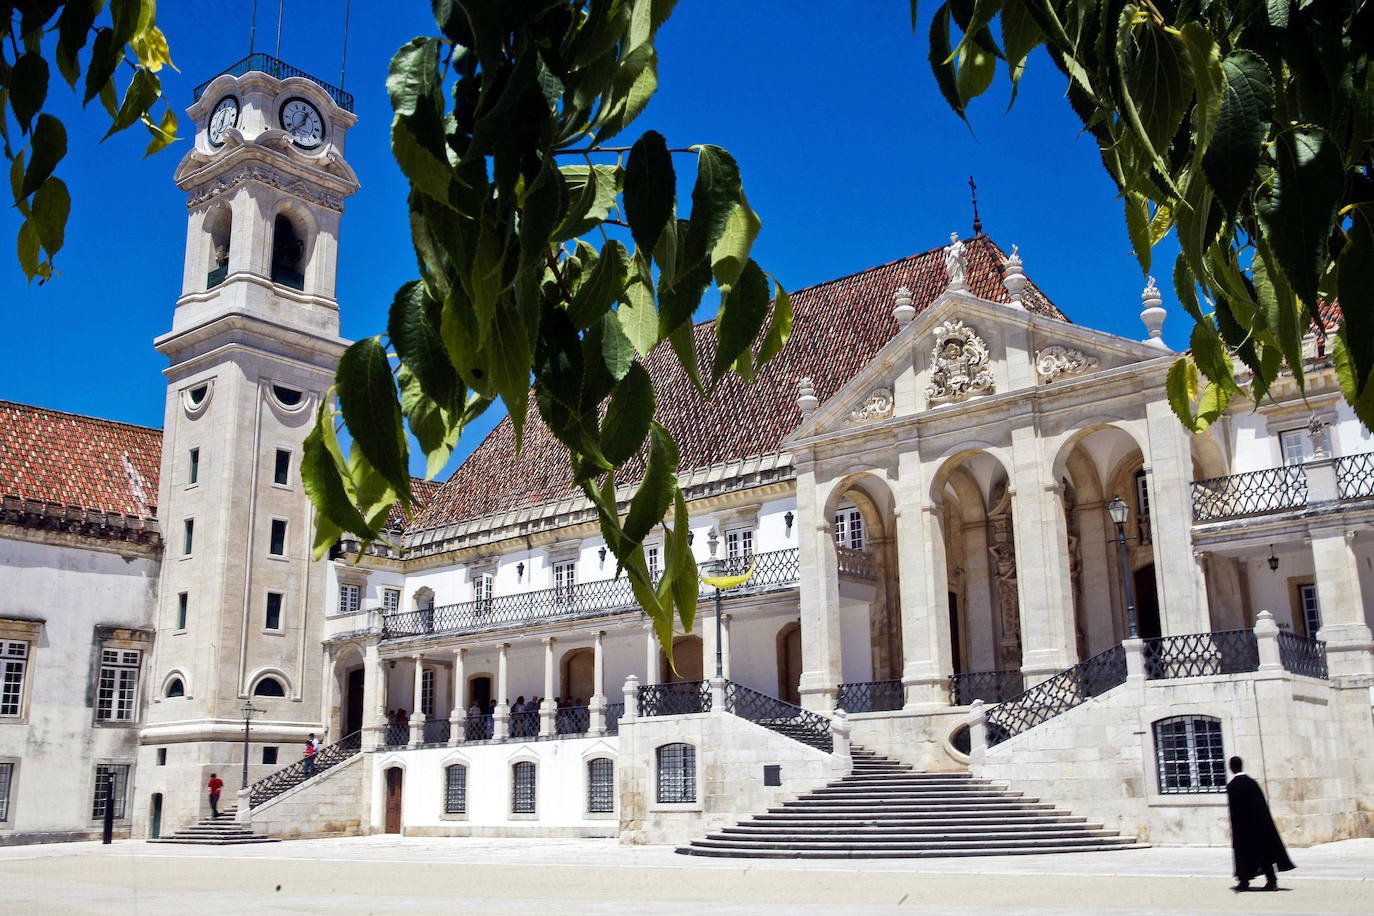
[1140, 276, 1168, 349]
[1001, 244, 1027, 308]
[944, 232, 968, 291]
[892, 286, 916, 326]
[797, 377, 819, 417]
[1308, 415, 1330, 458]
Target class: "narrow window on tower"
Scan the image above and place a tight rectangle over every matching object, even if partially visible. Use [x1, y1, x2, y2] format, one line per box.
[176, 592, 188, 630]
[265, 592, 283, 630]
[183, 519, 194, 556]
[273, 449, 290, 485]
[188, 448, 199, 485]
[269, 519, 287, 556]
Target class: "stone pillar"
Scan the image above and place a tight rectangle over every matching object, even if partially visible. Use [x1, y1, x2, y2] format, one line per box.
[1143, 400, 1211, 633]
[1077, 500, 1120, 649]
[621, 674, 640, 722]
[701, 591, 721, 680]
[494, 643, 510, 740]
[966, 699, 988, 770]
[797, 459, 843, 713]
[1255, 611, 1282, 672]
[829, 709, 852, 777]
[960, 519, 996, 671]
[540, 636, 557, 737]
[643, 625, 660, 685]
[1310, 526, 1374, 676]
[893, 446, 953, 706]
[590, 631, 607, 733]
[409, 655, 425, 746]
[722, 614, 733, 680]
[1123, 637, 1146, 683]
[361, 642, 385, 751]
[448, 648, 466, 746]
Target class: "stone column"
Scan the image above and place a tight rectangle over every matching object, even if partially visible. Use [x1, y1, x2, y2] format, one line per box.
[797, 459, 843, 712]
[1123, 637, 1146, 683]
[540, 636, 557, 737]
[701, 592, 721, 680]
[448, 648, 466, 746]
[590, 631, 607, 733]
[961, 519, 996, 671]
[722, 614, 733, 680]
[894, 445, 953, 706]
[1143, 400, 1210, 633]
[409, 654, 425, 746]
[642, 624, 660, 685]
[1077, 500, 1119, 650]
[1255, 611, 1282, 672]
[361, 641, 385, 751]
[1310, 525, 1374, 676]
[493, 643, 510, 740]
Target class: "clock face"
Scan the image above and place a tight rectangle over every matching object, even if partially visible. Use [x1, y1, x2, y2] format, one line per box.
[279, 98, 325, 149]
[208, 96, 238, 146]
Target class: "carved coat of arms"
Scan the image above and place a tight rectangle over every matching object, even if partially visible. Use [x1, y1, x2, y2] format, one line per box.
[926, 320, 994, 405]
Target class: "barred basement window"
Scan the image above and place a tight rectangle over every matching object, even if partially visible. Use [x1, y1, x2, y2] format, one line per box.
[657, 743, 696, 803]
[97, 649, 141, 721]
[91, 764, 129, 819]
[0, 641, 29, 717]
[0, 762, 12, 821]
[1153, 716, 1226, 794]
[512, 761, 536, 814]
[445, 764, 467, 814]
[587, 757, 614, 813]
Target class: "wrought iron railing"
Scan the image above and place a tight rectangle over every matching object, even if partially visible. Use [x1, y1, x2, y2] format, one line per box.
[949, 669, 1025, 705]
[836, 545, 878, 580]
[835, 679, 904, 712]
[986, 645, 1127, 746]
[1191, 465, 1307, 521]
[192, 52, 356, 111]
[724, 681, 833, 752]
[1277, 631, 1329, 679]
[461, 714, 490, 742]
[248, 731, 361, 808]
[638, 680, 711, 716]
[1143, 630, 1259, 679]
[555, 705, 590, 735]
[1337, 452, 1374, 500]
[606, 702, 624, 735]
[421, 718, 450, 745]
[508, 710, 540, 738]
[381, 722, 411, 747]
[381, 548, 801, 641]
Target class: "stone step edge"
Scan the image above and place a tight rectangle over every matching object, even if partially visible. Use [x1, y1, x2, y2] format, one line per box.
[673, 843, 1149, 859]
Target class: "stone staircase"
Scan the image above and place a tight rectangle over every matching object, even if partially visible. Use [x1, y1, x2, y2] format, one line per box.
[676, 747, 1141, 858]
[148, 807, 280, 845]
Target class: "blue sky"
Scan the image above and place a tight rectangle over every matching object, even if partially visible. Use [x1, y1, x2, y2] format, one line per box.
[0, 1, 1185, 476]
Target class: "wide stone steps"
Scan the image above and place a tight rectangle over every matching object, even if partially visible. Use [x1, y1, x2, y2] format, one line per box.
[676, 746, 1139, 859]
[149, 808, 280, 845]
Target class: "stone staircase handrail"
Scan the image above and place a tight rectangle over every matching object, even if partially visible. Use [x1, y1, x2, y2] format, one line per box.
[985, 645, 1127, 746]
[248, 730, 361, 808]
[723, 680, 833, 753]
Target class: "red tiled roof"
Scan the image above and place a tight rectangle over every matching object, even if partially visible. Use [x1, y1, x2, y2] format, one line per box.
[411, 236, 1065, 531]
[386, 477, 442, 530]
[0, 400, 162, 519]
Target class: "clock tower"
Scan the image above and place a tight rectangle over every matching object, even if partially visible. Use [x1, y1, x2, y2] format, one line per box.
[134, 58, 359, 835]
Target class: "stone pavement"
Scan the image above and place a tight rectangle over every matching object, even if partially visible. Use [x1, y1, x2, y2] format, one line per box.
[1, 835, 1370, 914]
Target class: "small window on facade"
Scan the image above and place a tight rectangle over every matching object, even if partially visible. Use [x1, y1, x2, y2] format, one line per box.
[338, 583, 360, 615]
[383, 588, 401, 614]
[272, 384, 303, 406]
[646, 545, 660, 580]
[657, 743, 696, 803]
[474, 574, 493, 609]
[445, 764, 467, 814]
[273, 449, 291, 485]
[188, 448, 199, 485]
[0, 641, 27, 717]
[156, 748, 167, 766]
[253, 677, 286, 698]
[1153, 716, 1226, 794]
[1297, 583, 1322, 637]
[512, 761, 536, 814]
[183, 519, 194, 556]
[0, 761, 13, 821]
[725, 528, 753, 574]
[176, 592, 188, 630]
[92, 764, 130, 819]
[554, 560, 576, 605]
[269, 519, 287, 556]
[188, 384, 208, 406]
[265, 592, 283, 630]
[587, 757, 614, 813]
[165, 678, 184, 698]
[97, 649, 141, 721]
[834, 506, 864, 551]
[1134, 469, 1152, 543]
[1280, 427, 1331, 466]
[420, 668, 435, 717]
[262, 747, 278, 765]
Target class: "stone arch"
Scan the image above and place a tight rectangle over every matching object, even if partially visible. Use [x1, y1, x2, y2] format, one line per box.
[332, 644, 366, 737]
[775, 621, 802, 705]
[560, 647, 595, 702]
[160, 668, 190, 699]
[821, 471, 901, 682]
[269, 202, 316, 291]
[247, 666, 293, 698]
[203, 202, 232, 288]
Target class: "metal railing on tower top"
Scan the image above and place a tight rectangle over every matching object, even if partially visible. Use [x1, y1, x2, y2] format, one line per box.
[192, 53, 355, 112]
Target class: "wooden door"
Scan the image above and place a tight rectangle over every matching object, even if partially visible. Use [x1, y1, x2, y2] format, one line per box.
[781, 625, 802, 705]
[384, 768, 403, 834]
[150, 794, 162, 839]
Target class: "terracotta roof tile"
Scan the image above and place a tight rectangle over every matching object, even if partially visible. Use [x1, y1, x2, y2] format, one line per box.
[0, 400, 162, 519]
[386, 477, 442, 530]
[410, 236, 1066, 533]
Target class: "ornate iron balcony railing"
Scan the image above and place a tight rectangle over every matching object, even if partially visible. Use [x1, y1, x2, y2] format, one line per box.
[724, 680, 833, 752]
[381, 548, 800, 641]
[1191, 465, 1308, 522]
[1143, 630, 1259, 679]
[836, 545, 878, 580]
[638, 680, 711, 717]
[421, 718, 450, 745]
[192, 52, 356, 111]
[986, 645, 1127, 746]
[835, 679, 904, 712]
[248, 731, 361, 808]
[380, 722, 410, 748]
[555, 705, 590, 735]
[1337, 452, 1374, 500]
[508, 710, 540, 739]
[949, 669, 1025, 706]
[1276, 631, 1328, 679]
[461, 714, 490, 742]
[605, 702, 624, 735]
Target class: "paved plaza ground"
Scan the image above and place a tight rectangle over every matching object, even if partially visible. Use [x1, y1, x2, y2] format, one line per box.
[2, 834, 1370, 914]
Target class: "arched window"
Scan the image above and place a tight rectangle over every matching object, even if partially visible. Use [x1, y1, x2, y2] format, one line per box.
[253, 677, 286, 698]
[587, 757, 614, 813]
[1134, 469, 1152, 543]
[656, 743, 696, 803]
[165, 678, 185, 698]
[444, 764, 467, 814]
[1153, 716, 1226, 794]
[205, 205, 231, 289]
[271, 213, 305, 290]
[511, 761, 536, 814]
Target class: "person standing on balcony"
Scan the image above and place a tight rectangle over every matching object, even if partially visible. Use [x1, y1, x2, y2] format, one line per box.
[1227, 756, 1294, 891]
[206, 773, 223, 818]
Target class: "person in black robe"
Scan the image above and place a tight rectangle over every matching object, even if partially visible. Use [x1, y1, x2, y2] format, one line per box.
[1226, 756, 1295, 891]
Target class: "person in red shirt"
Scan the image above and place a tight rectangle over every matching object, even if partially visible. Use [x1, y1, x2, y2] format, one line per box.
[207, 773, 224, 818]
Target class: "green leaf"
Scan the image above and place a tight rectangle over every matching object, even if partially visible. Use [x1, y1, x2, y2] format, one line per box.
[1001, 0, 1043, 103]
[16, 220, 39, 281]
[1266, 0, 1290, 27]
[623, 422, 677, 543]
[388, 37, 451, 203]
[593, 43, 658, 145]
[684, 146, 743, 270]
[665, 486, 697, 633]
[102, 68, 160, 140]
[487, 292, 534, 446]
[600, 361, 655, 465]
[955, 38, 997, 106]
[1203, 52, 1273, 223]
[143, 107, 178, 157]
[30, 178, 70, 257]
[623, 130, 675, 257]
[302, 410, 379, 556]
[336, 337, 413, 501]
[1166, 356, 1200, 430]
[22, 115, 66, 197]
[1254, 128, 1344, 309]
[1125, 23, 1192, 158]
[1334, 210, 1374, 412]
[56, 1, 100, 88]
[388, 280, 457, 405]
[9, 52, 49, 135]
[712, 259, 771, 383]
[398, 364, 461, 479]
[1124, 191, 1151, 275]
[750, 279, 793, 379]
[618, 277, 660, 356]
[569, 240, 629, 330]
[711, 193, 762, 295]
[83, 28, 120, 105]
[554, 164, 621, 242]
[929, 5, 968, 122]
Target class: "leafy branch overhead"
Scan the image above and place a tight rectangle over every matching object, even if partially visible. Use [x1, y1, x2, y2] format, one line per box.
[918, 0, 1374, 431]
[305, 0, 792, 662]
[2, 0, 180, 284]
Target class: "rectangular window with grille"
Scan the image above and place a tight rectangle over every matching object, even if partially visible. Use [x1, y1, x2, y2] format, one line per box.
[421, 668, 435, 717]
[587, 757, 614, 813]
[188, 448, 199, 485]
[445, 764, 467, 814]
[176, 592, 188, 630]
[0, 762, 11, 821]
[554, 561, 576, 606]
[725, 528, 753, 559]
[1298, 583, 1322, 637]
[383, 588, 401, 614]
[265, 592, 283, 630]
[274, 449, 291, 485]
[512, 761, 536, 814]
[1134, 470, 1152, 543]
[338, 583, 360, 615]
[656, 743, 696, 803]
[474, 574, 493, 608]
[1153, 716, 1226, 794]
[646, 545, 660, 580]
[1, 641, 28, 717]
[91, 764, 130, 819]
[269, 519, 287, 556]
[97, 649, 141, 721]
[834, 508, 864, 550]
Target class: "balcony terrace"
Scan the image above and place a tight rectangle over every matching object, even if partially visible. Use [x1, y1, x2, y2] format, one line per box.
[1190, 452, 1374, 522]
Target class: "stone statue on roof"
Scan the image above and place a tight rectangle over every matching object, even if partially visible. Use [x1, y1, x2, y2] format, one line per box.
[944, 232, 968, 291]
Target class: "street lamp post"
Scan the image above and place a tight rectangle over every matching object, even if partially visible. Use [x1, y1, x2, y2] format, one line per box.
[706, 528, 724, 679]
[1106, 495, 1139, 639]
[240, 700, 261, 789]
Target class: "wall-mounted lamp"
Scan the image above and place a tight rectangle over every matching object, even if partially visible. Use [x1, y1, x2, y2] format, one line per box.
[388, 659, 396, 670]
[784, 510, 795, 534]
[1267, 545, 1280, 572]
[598, 545, 608, 566]
[516, 562, 525, 582]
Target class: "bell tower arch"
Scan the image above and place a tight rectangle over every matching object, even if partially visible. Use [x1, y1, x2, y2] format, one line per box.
[135, 57, 359, 836]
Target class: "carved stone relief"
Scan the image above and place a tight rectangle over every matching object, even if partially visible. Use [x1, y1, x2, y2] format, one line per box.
[1034, 345, 1100, 383]
[187, 163, 345, 212]
[926, 320, 994, 405]
[848, 388, 894, 424]
[987, 482, 1021, 670]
